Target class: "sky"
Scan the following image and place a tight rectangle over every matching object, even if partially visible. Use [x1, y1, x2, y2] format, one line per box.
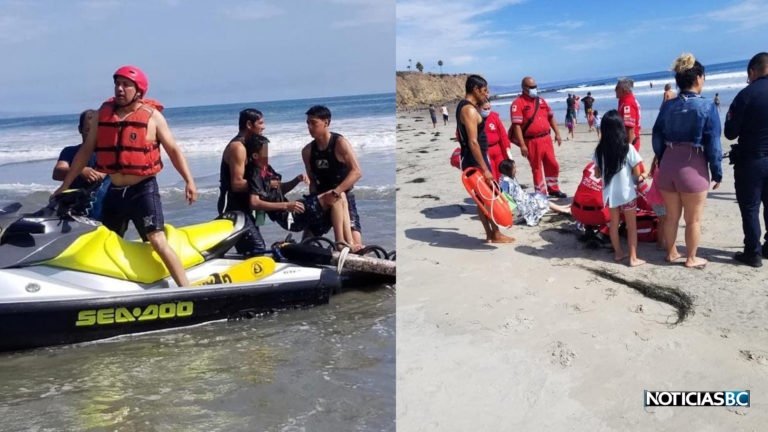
[0, 0, 394, 116]
[397, 0, 768, 88]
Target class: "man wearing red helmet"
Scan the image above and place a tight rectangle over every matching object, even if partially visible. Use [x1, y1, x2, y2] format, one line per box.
[54, 65, 198, 287]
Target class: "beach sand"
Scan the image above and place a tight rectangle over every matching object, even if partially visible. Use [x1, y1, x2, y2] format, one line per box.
[396, 109, 768, 430]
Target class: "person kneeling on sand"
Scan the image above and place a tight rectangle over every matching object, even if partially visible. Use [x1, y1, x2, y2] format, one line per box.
[498, 159, 570, 227]
[244, 135, 358, 251]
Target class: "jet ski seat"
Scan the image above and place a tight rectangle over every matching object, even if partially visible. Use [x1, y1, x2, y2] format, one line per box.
[44, 212, 248, 283]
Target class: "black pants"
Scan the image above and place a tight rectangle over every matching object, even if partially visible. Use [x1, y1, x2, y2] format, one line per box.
[734, 156, 768, 255]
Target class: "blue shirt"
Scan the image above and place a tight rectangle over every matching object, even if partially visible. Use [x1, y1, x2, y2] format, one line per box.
[58, 144, 97, 190]
[652, 91, 723, 182]
[724, 75, 768, 154]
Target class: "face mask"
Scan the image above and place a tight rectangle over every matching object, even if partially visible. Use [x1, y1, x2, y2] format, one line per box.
[528, 88, 538, 98]
[480, 109, 491, 118]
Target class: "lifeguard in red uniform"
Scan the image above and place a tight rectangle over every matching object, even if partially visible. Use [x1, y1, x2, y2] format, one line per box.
[509, 76, 566, 198]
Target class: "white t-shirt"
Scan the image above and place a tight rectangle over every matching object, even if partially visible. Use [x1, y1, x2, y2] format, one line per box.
[441, 106, 449, 116]
[593, 146, 642, 208]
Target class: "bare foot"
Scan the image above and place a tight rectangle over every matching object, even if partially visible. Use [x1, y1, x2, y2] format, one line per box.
[684, 257, 708, 269]
[665, 251, 681, 262]
[488, 233, 515, 243]
[629, 258, 646, 267]
[614, 252, 628, 262]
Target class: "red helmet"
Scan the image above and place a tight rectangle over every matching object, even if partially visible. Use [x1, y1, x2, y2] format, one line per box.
[113, 65, 148, 97]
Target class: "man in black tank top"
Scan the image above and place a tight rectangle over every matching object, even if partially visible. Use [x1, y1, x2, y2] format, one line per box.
[457, 75, 515, 244]
[301, 105, 364, 249]
[217, 108, 267, 256]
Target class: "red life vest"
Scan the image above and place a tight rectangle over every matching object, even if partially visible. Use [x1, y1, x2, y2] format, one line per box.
[571, 162, 610, 226]
[95, 99, 163, 176]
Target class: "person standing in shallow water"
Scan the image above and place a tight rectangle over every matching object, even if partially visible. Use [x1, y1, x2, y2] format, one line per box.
[54, 65, 197, 287]
[218, 108, 268, 256]
[457, 74, 514, 243]
[652, 53, 722, 269]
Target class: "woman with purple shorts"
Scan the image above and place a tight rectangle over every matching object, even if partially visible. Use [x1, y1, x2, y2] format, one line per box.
[652, 53, 723, 268]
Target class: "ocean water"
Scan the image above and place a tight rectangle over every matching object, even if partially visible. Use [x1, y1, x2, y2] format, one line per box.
[491, 60, 749, 137]
[0, 93, 396, 431]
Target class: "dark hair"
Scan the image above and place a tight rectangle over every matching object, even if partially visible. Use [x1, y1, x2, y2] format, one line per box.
[594, 110, 628, 186]
[244, 134, 270, 159]
[465, 74, 488, 93]
[238, 108, 263, 130]
[498, 159, 515, 177]
[672, 54, 705, 91]
[78, 109, 96, 133]
[748, 52, 768, 75]
[305, 105, 332, 122]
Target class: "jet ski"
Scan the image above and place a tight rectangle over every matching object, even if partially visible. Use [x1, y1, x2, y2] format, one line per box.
[0, 192, 339, 352]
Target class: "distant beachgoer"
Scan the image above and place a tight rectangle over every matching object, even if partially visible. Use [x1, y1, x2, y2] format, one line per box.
[593, 110, 646, 267]
[652, 53, 722, 269]
[428, 104, 437, 128]
[441, 105, 449, 125]
[582, 92, 595, 120]
[498, 159, 570, 226]
[565, 110, 575, 140]
[663, 83, 676, 103]
[650, 82, 653, 89]
[714, 93, 721, 111]
[302, 105, 364, 248]
[725, 52, 768, 267]
[593, 110, 602, 138]
[53, 65, 197, 287]
[510, 76, 566, 198]
[480, 100, 512, 181]
[565, 94, 576, 124]
[615, 78, 642, 151]
[457, 74, 514, 243]
[218, 108, 268, 257]
[573, 94, 580, 123]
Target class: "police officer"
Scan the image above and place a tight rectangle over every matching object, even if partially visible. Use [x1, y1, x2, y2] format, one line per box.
[725, 52, 768, 267]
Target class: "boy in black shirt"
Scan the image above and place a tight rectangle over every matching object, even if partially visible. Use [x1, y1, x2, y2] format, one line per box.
[245, 134, 356, 249]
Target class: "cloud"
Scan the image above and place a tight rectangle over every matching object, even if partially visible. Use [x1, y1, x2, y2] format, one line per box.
[330, 1, 394, 29]
[220, 1, 284, 21]
[0, 15, 48, 45]
[76, 0, 121, 21]
[564, 36, 613, 52]
[707, 0, 768, 30]
[396, 0, 525, 71]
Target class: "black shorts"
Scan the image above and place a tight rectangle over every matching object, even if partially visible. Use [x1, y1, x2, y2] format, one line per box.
[101, 177, 164, 241]
[235, 213, 266, 257]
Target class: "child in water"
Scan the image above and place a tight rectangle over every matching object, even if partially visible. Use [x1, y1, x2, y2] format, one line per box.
[498, 159, 570, 226]
[593, 110, 646, 266]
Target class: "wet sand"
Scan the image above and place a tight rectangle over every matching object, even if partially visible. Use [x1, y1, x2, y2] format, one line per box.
[396, 110, 768, 430]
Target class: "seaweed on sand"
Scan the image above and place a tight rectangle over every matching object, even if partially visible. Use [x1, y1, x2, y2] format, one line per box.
[579, 266, 694, 325]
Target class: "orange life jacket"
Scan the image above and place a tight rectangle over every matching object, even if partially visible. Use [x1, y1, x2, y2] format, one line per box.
[94, 99, 163, 176]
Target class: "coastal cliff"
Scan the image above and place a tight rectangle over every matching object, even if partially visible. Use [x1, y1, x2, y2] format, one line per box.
[396, 72, 470, 110]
